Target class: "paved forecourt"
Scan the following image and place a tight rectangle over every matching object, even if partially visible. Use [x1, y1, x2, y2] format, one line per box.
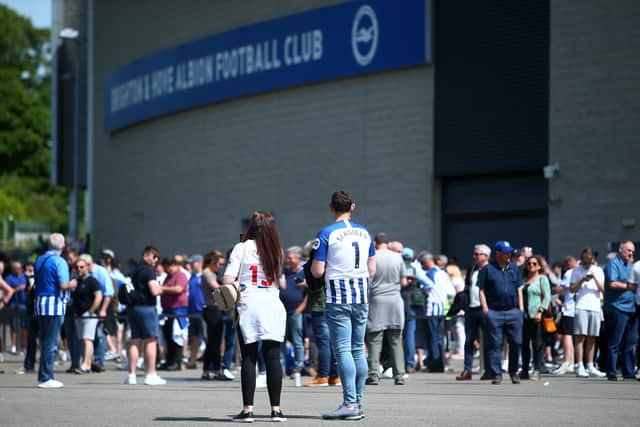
[1, 356, 639, 426]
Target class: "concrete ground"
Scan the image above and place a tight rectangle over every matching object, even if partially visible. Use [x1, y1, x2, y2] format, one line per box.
[0, 353, 639, 426]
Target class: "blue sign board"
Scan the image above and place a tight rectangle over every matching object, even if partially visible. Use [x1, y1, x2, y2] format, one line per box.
[104, 0, 431, 132]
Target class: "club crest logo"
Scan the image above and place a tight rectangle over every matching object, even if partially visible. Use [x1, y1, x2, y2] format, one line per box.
[352, 5, 378, 66]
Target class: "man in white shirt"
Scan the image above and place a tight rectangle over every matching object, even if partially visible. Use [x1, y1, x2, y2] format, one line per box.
[570, 247, 606, 378]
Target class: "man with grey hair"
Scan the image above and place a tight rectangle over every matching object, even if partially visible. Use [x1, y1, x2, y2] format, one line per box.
[280, 245, 307, 385]
[456, 244, 491, 381]
[415, 251, 454, 373]
[603, 240, 637, 380]
[34, 233, 76, 388]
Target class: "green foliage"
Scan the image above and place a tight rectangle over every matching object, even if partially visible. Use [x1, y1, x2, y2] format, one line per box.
[0, 5, 67, 232]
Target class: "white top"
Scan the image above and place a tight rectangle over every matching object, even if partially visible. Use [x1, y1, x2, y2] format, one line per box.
[225, 240, 285, 344]
[571, 265, 604, 312]
[469, 269, 481, 308]
[631, 260, 640, 305]
[559, 268, 576, 317]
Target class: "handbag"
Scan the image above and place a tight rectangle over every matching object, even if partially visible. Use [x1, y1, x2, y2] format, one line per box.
[538, 277, 557, 334]
[542, 314, 558, 334]
[213, 242, 245, 312]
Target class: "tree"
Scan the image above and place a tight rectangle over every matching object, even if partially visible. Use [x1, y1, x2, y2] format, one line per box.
[0, 5, 68, 234]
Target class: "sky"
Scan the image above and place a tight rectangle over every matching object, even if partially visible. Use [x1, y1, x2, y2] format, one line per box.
[1, 0, 51, 28]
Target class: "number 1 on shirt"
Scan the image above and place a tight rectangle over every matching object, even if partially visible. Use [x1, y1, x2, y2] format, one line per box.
[352, 242, 360, 269]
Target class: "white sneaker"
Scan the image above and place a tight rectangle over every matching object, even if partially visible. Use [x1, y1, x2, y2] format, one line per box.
[143, 374, 167, 385]
[382, 368, 393, 379]
[136, 357, 144, 369]
[576, 366, 589, 378]
[105, 351, 119, 361]
[256, 373, 267, 388]
[222, 368, 236, 380]
[552, 363, 569, 375]
[10, 345, 17, 355]
[38, 379, 64, 389]
[501, 360, 509, 373]
[587, 366, 606, 378]
[124, 374, 137, 385]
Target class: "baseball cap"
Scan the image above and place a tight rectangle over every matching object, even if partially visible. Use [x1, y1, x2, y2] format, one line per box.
[402, 248, 414, 260]
[495, 241, 514, 253]
[189, 254, 203, 264]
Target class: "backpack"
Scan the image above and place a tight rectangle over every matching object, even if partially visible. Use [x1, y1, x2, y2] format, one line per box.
[117, 276, 142, 306]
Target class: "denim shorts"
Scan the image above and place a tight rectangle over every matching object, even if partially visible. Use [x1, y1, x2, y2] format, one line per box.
[128, 305, 159, 339]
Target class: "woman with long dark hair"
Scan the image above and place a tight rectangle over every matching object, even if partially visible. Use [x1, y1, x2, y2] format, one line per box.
[224, 211, 287, 423]
[520, 254, 551, 380]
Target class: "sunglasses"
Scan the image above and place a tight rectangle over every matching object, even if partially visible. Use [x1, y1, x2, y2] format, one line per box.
[527, 262, 539, 266]
[472, 253, 486, 257]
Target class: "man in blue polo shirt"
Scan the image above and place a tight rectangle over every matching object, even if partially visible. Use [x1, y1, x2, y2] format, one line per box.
[34, 233, 75, 388]
[603, 240, 637, 381]
[478, 240, 524, 385]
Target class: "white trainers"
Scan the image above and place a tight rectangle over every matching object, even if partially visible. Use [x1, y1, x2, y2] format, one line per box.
[222, 368, 236, 380]
[576, 366, 589, 378]
[587, 366, 606, 378]
[552, 363, 570, 375]
[382, 368, 393, 379]
[143, 373, 167, 385]
[256, 373, 267, 389]
[124, 374, 137, 385]
[38, 379, 64, 389]
[105, 351, 119, 361]
[501, 360, 509, 373]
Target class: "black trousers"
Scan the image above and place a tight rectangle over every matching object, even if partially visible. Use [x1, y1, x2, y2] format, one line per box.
[162, 320, 183, 367]
[522, 318, 543, 373]
[238, 329, 282, 407]
[202, 306, 224, 371]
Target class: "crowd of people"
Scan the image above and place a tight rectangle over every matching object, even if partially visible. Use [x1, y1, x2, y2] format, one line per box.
[1, 190, 640, 422]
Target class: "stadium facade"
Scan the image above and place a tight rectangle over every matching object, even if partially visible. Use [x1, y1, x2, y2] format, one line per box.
[52, 0, 640, 264]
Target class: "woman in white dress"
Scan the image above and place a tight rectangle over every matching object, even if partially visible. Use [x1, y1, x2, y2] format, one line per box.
[224, 211, 287, 423]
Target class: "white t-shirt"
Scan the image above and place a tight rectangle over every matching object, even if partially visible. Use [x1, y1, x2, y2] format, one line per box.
[630, 260, 640, 305]
[571, 265, 604, 312]
[559, 268, 576, 317]
[224, 240, 285, 343]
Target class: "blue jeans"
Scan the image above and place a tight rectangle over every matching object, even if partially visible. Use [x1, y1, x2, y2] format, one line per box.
[64, 315, 82, 368]
[325, 303, 368, 405]
[485, 308, 523, 378]
[463, 307, 486, 373]
[403, 306, 419, 368]
[37, 315, 64, 382]
[281, 312, 304, 373]
[605, 307, 638, 378]
[222, 313, 236, 370]
[94, 322, 106, 365]
[311, 311, 338, 378]
[425, 316, 444, 372]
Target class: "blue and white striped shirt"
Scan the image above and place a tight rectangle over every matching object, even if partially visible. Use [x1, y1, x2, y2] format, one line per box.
[34, 250, 70, 316]
[314, 219, 375, 305]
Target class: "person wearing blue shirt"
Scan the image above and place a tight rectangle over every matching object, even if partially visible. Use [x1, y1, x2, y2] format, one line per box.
[6, 261, 28, 354]
[280, 246, 307, 383]
[34, 233, 75, 388]
[477, 240, 524, 385]
[312, 191, 376, 421]
[603, 240, 637, 380]
[187, 255, 205, 370]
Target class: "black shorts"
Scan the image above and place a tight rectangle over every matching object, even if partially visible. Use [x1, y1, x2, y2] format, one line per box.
[188, 316, 204, 338]
[559, 315, 574, 335]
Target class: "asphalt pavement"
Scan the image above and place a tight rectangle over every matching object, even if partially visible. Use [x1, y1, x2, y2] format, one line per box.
[1, 353, 639, 426]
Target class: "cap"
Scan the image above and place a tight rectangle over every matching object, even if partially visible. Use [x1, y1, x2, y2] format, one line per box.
[189, 254, 203, 264]
[101, 248, 115, 258]
[402, 248, 414, 260]
[495, 241, 514, 253]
